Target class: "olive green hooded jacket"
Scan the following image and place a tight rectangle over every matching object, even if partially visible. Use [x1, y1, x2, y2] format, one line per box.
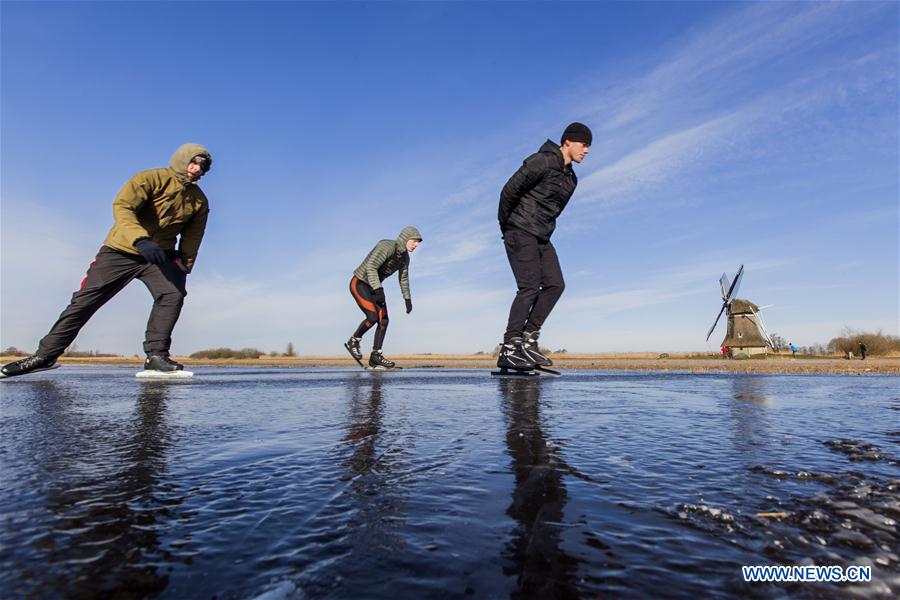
[103, 143, 212, 272]
[353, 226, 422, 300]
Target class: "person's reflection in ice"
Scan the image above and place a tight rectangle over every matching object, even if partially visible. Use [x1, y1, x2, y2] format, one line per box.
[14, 381, 181, 597]
[498, 377, 581, 598]
[343, 375, 385, 479]
[338, 375, 404, 553]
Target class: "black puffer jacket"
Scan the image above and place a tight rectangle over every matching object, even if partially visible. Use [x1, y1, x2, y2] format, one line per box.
[498, 140, 578, 242]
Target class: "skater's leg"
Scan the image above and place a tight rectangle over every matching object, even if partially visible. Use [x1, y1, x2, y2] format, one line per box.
[138, 259, 187, 355]
[373, 305, 389, 351]
[503, 229, 542, 342]
[349, 276, 379, 338]
[353, 319, 375, 338]
[37, 247, 143, 358]
[524, 241, 565, 333]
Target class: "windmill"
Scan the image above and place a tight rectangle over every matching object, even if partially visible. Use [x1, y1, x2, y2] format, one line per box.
[706, 264, 774, 358]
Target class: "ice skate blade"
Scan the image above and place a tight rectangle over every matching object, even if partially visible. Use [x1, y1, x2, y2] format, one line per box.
[491, 368, 540, 377]
[365, 366, 402, 371]
[0, 364, 60, 379]
[534, 366, 561, 377]
[135, 370, 194, 379]
[344, 343, 364, 368]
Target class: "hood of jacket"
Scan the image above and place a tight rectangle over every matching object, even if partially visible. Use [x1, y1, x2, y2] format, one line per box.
[396, 226, 422, 253]
[169, 143, 212, 184]
[537, 139, 566, 171]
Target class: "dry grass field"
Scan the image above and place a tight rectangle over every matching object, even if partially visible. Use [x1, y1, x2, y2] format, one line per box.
[5, 353, 895, 374]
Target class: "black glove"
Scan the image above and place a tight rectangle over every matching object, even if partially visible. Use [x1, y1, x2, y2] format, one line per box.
[135, 239, 167, 266]
[168, 250, 187, 273]
[373, 287, 386, 307]
[174, 258, 189, 273]
[405, 299, 413, 314]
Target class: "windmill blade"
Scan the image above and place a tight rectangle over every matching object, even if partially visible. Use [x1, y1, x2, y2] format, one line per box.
[755, 310, 774, 346]
[749, 307, 774, 347]
[706, 302, 727, 341]
[756, 304, 774, 311]
[719, 273, 731, 300]
[726, 264, 744, 302]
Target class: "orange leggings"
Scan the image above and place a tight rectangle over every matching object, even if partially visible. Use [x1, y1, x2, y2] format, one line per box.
[349, 276, 388, 350]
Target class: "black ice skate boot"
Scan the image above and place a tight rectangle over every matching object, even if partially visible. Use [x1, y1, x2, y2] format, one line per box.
[344, 337, 363, 363]
[0, 354, 58, 378]
[144, 354, 184, 372]
[368, 349, 396, 370]
[496, 337, 536, 371]
[522, 331, 553, 367]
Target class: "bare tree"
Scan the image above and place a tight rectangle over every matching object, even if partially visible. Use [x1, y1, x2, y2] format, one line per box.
[770, 333, 786, 353]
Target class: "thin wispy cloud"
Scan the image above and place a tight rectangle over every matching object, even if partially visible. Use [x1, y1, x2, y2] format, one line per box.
[2, 2, 896, 354]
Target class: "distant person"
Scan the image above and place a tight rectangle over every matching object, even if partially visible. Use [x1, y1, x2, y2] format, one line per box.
[721, 346, 729, 359]
[496, 122, 591, 371]
[859, 341, 868, 360]
[789, 342, 797, 359]
[1, 144, 213, 378]
[344, 227, 422, 370]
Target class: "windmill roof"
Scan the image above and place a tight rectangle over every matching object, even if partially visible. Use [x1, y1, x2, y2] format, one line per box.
[729, 299, 760, 314]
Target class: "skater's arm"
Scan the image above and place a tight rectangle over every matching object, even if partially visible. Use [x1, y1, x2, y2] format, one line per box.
[363, 241, 392, 290]
[498, 154, 548, 228]
[111, 174, 154, 244]
[398, 255, 411, 301]
[177, 203, 209, 273]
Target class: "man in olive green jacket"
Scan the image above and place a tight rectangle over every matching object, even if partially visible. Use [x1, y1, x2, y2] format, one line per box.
[1, 143, 212, 378]
[345, 226, 422, 369]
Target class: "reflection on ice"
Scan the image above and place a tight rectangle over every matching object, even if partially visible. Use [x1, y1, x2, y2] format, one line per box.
[0, 367, 896, 598]
[498, 377, 582, 597]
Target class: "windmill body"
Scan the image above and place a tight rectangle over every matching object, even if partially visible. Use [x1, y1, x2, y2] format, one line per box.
[722, 299, 769, 357]
[706, 265, 773, 358]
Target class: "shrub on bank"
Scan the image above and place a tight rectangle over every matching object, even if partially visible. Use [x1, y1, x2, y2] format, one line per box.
[827, 328, 900, 356]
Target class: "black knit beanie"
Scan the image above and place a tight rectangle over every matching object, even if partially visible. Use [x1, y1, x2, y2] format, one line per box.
[561, 122, 592, 145]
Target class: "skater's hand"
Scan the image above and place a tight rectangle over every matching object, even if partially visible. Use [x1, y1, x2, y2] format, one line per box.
[135, 239, 167, 266]
[405, 299, 413, 314]
[174, 258, 189, 273]
[373, 288, 386, 307]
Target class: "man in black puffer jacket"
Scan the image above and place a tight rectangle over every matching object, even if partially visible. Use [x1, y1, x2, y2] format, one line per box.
[497, 122, 591, 371]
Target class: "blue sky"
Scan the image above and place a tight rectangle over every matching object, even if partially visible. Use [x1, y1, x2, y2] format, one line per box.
[1, 1, 897, 355]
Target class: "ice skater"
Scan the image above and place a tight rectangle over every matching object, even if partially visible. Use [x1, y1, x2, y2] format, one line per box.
[496, 123, 591, 372]
[1, 143, 213, 378]
[344, 226, 422, 370]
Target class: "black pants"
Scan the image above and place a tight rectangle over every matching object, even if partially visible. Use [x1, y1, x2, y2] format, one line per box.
[37, 246, 187, 358]
[503, 228, 565, 342]
[349, 276, 388, 350]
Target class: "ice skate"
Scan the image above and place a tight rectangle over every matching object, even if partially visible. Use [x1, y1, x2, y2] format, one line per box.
[0, 354, 59, 379]
[522, 331, 553, 367]
[344, 337, 364, 367]
[367, 349, 400, 371]
[494, 338, 536, 373]
[136, 354, 193, 379]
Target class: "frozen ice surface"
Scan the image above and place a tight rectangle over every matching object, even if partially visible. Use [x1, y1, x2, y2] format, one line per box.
[1, 366, 897, 598]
